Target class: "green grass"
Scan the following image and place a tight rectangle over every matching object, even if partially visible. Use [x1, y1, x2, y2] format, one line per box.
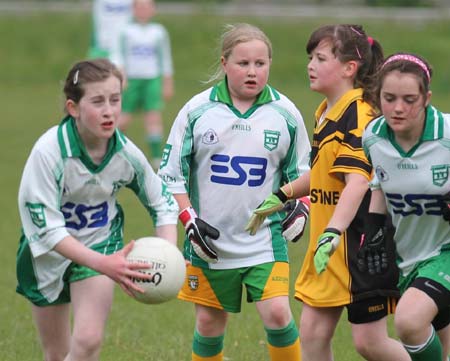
[1, 9, 449, 361]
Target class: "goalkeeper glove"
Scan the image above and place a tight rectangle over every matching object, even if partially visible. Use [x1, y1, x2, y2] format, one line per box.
[313, 228, 341, 274]
[281, 196, 310, 242]
[179, 207, 220, 263]
[441, 192, 450, 222]
[357, 213, 388, 275]
[245, 189, 288, 236]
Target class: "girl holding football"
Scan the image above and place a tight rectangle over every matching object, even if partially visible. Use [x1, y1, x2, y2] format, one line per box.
[16, 58, 178, 361]
[362, 52, 450, 361]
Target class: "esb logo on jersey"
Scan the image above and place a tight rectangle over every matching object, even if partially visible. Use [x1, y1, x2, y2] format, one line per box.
[210, 154, 267, 187]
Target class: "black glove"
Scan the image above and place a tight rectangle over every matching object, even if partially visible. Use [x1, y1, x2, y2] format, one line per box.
[281, 197, 310, 242]
[441, 192, 450, 222]
[179, 207, 220, 263]
[357, 213, 388, 275]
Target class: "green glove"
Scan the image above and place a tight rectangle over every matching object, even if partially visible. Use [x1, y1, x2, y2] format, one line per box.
[246, 190, 287, 236]
[314, 228, 342, 274]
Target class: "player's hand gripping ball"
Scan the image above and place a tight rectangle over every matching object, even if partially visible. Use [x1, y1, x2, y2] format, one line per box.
[126, 237, 186, 304]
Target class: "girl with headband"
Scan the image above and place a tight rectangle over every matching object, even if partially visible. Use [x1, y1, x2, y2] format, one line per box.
[362, 52, 450, 361]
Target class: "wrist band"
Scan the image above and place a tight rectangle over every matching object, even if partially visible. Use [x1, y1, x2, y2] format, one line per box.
[179, 207, 197, 226]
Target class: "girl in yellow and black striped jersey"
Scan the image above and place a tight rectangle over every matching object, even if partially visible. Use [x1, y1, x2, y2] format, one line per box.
[247, 24, 410, 361]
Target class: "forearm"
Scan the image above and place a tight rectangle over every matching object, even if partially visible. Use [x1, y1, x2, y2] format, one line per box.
[369, 189, 387, 214]
[53, 235, 104, 272]
[174, 193, 191, 211]
[280, 171, 310, 199]
[155, 224, 178, 246]
[163, 76, 174, 100]
[327, 174, 369, 233]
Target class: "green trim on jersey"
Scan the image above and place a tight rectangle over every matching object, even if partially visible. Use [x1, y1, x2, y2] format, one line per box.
[125, 160, 157, 224]
[180, 106, 207, 198]
[369, 105, 445, 157]
[270, 103, 302, 183]
[57, 116, 126, 173]
[210, 78, 280, 119]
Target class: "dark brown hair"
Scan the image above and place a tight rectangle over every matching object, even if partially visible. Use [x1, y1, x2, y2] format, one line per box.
[306, 24, 384, 106]
[63, 58, 123, 104]
[374, 52, 432, 110]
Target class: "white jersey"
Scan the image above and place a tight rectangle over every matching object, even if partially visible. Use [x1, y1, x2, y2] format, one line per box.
[91, 0, 132, 55]
[363, 106, 450, 276]
[115, 21, 173, 79]
[18, 116, 178, 302]
[158, 81, 311, 270]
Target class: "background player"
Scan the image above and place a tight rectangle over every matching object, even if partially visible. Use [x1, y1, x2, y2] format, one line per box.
[116, 0, 174, 169]
[16, 59, 178, 361]
[88, 0, 132, 61]
[362, 52, 450, 361]
[247, 24, 410, 361]
[158, 23, 310, 361]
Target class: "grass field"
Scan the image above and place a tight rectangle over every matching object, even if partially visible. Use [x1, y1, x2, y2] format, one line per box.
[1, 8, 449, 360]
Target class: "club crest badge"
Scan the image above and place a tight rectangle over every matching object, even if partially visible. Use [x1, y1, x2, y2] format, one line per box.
[264, 130, 280, 151]
[188, 275, 199, 291]
[202, 129, 219, 145]
[431, 165, 449, 187]
[375, 165, 389, 182]
[25, 202, 47, 228]
[160, 144, 172, 169]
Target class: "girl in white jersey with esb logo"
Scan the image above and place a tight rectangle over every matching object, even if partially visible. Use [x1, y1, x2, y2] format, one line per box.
[158, 23, 310, 361]
[16, 59, 178, 361]
[362, 53, 450, 361]
[88, 0, 133, 60]
[116, 0, 174, 169]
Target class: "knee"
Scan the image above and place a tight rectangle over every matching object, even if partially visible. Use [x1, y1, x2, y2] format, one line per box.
[262, 299, 291, 329]
[352, 334, 375, 359]
[299, 316, 332, 344]
[71, 329, 104, 357]
[395, 311, 419, 341]
[196, 309, 227, 336]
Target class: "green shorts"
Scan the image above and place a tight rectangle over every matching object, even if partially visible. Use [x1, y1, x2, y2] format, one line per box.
[178, 262, 290, 313]
[398, 248, 450, 294]
[122, 77, 163, 113]
[16, 235, 123, 307]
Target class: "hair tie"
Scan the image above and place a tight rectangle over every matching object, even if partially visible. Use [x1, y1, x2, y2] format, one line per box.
[382, 54, 430, 81]
[367, 36, 374, 46]
[73, 70, 79, 85]
[350, 26, 363, 36]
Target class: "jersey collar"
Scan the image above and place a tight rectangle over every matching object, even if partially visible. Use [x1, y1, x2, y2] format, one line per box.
[315, 88, 364, 122]
[372, 105, 444, 142]
[57, 115, 127, 172]
[209, 77, 280, 118]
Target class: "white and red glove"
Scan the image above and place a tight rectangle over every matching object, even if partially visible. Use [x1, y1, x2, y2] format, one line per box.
[281, 196, 310, 243]
[179, 207, 220, 263]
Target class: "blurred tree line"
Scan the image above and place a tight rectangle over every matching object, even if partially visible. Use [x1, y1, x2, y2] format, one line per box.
[13, 0, 445, 7]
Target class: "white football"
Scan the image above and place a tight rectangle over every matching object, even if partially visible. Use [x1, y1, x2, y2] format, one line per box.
[126, 237, 186, 304]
